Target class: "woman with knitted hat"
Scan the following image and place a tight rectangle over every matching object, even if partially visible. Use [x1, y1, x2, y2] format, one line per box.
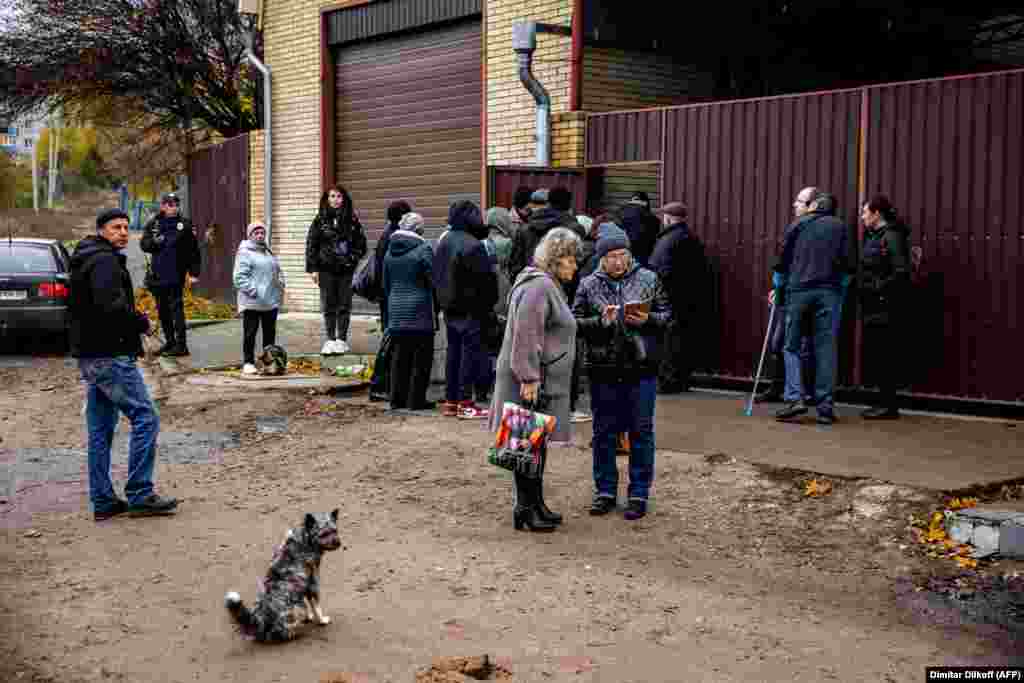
[233, 222, 285, 375]
[572, 222, 672, 521]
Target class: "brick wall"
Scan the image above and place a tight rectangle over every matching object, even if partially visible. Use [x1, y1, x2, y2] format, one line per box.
[249, 130, 265, 225]
[582, 47, 713, 113]
[261, 0, 336, 312]
[486, 0, 574, 167]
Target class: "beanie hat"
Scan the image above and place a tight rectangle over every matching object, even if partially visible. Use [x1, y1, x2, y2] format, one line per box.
[530, 188, 549, 204]
[398, 211, 425, 235]
[96, 208, 130, 231]
[595, 223, 631, 260]
[247, 222, 266, 239]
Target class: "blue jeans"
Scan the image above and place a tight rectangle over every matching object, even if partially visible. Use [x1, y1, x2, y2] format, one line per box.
[590, 376, 657, 501]
[79, 357, 160, 511]
[444, 314, 483, 403]
[783, 288, 840, 412]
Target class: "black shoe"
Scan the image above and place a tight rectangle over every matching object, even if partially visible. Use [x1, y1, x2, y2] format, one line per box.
[623, 499, 647, 521]
[158, 342, 176, 355]
[513, 473, 556, 532]
[589, 496, 616, 516]
[657, 384, 688, 395]
[408, 400, 437, 411]
[862, 406, 899, 420]
[535, 483, 563, 525]
[753, 389, 784, 404]
[94, 497, 129, 521]
[775, 402, 808, 421]
[816, 411, 838, 425]
[369, 392, 389, 403]
[127, 494, 179, 517]
[163, 345, 190, 357]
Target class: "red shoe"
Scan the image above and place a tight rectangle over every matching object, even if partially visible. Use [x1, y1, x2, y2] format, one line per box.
[440, 401, 460, 417]
[458, 401, 489, 420]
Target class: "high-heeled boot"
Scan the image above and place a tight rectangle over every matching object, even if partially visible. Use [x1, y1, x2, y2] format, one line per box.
[535, 446, 562, 525]
[513, 472, 556, 532]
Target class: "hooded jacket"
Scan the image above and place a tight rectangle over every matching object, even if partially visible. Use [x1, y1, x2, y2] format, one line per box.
[648, 221, 706, 321]
[620, 203, 661, 266]
[305, 189, 367, 273]
[859, 220, 911, 325]
[69, 235, 149, 358]
[572, 262, 672, 380]
[139, 214, 201, 287]
[382, 229, 436, 334]
[233, 239, 285, 312]
[432, 201, 497, 319]
[505, 207, 584, 284]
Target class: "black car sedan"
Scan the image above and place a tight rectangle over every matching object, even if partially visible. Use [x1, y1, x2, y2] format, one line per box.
[0, 238, 73, 346]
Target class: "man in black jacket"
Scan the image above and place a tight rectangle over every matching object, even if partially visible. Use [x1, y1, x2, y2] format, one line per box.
[433, 200, 498, 418]
[649, 201, 706, 393]
[506, 186, 584, 285]
[139, 192, 201, 356]
[620, 191, 661, 267]
[70, 209, 179, 521]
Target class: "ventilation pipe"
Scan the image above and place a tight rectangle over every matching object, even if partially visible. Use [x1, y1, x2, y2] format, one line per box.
[244, 31, 272, 244]
[512, 21, 551, 167]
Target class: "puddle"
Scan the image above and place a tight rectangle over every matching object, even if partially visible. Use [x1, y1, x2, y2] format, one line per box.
[898, 575, 1024, 634]
[256, 416, 289, 434]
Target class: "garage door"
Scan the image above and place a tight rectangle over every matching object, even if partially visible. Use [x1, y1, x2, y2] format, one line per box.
[335, 19, 482, 244]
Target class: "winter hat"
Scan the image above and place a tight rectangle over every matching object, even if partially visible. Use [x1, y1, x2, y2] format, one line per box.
[398, 212, 425, 235]
[247, 222, 266, 239]
[529, 188, 549, 205]
[96, 208, 130, 231]
[628, 191, 650, 207]
[654, 201, 688, 219]
[595, 223, 631, 261]
[576, 215, 594, 233]
[485, 207, 512, 236]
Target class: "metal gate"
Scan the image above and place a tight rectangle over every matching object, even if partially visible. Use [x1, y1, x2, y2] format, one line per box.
[187, 134, 249, 305]
[586, 68, 1024, 405]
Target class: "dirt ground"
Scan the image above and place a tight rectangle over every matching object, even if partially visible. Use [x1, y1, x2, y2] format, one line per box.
[1, 353, 1022, 682]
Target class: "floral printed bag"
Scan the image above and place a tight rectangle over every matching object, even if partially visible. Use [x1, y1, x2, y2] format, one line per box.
[487, 402, 556, 479]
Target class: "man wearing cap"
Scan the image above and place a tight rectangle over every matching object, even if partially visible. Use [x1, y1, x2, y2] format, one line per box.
[140, 192, 201, 356]
[68, 209, 179, 520]
[649, 201, 707, 393]
[620, 191, 661, 267]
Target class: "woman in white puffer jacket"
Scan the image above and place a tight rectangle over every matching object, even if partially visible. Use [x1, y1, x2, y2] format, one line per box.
[233, 222, 285, 374]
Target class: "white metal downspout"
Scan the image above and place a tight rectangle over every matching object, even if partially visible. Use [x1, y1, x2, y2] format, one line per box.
[245, 43, 272, 245]
[512, 21, 551, 167]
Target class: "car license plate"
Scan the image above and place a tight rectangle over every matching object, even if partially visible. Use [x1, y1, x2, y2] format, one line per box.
[0, 290, 28, 300]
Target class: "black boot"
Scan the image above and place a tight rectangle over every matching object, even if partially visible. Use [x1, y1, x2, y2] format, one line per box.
[513, 473, 556, 532]
[535, 448, 562, 525]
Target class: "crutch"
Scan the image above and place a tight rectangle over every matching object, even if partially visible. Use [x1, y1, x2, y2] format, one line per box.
[745, 302, 776, 416]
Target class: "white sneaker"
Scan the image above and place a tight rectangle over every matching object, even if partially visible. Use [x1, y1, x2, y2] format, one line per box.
[321, 340, 336, 355]
[570, 410, 592, 423]
[242, 363, 258, 375]
[336, 340, 351, 354]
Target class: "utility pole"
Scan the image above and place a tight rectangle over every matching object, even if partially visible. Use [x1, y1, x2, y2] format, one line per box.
[31, 133, 39, 213]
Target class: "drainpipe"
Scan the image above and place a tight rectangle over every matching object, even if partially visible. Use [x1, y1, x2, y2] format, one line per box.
[245, 35, 272, 244]
[569, 0, 582, 111]
[512, 21, 550, 167]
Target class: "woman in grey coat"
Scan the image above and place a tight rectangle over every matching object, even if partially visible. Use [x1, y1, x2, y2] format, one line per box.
[488, 227, 580, 532]
[233, 222, 285, 375]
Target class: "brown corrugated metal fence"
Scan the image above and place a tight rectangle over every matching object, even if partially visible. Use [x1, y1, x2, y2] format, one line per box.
[489, 167, 590, 214]
[586, 69, 1024, 404]
[187, 133, 249, 306]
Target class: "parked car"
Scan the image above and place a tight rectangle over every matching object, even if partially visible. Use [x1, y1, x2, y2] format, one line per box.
[0, 238, 72, 347]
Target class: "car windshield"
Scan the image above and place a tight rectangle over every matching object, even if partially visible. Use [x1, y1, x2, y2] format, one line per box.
[0, 245, 56, 274]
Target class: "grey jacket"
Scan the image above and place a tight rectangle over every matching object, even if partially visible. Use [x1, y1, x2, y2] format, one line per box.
[488, 267, 577, 442]
[233, 240, 285, 312]
[382, 229, 437, 334]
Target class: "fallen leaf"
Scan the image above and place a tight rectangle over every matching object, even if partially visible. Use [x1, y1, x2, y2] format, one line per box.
[804, 478, 833, 498]
[955, 556, 978, 569]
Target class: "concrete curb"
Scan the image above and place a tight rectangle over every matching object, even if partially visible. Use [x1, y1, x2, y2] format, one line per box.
[184, 319, 233, 330]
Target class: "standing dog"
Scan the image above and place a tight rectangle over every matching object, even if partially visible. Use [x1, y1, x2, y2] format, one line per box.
[225, 509, 342, 642]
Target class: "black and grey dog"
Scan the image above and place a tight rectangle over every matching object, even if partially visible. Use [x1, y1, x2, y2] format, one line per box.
[225, 509, 342, 642]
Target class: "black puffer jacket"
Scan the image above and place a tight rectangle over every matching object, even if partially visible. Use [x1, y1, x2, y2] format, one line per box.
[620, 203, 660, 266]
[433, 201, 498, 319]
[859, 221, 911, 326]
[572, 263, 672, 380]
[506, 208, 583, 284]
[69, 236, 150, 358]
[305, 188, 367, 273]
[648, 221, 706, 322]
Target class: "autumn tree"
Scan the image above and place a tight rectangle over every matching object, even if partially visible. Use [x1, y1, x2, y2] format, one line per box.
[0, 0, 259, 140]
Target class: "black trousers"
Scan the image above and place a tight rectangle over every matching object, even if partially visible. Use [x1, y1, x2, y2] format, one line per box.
[863, 321, 902, 410]
[152, 284, 186, 348]
[389, 331, 434, 409]
[318, 270, 354, 341]
[242, 309, 279, 364]
[370, 301, 390, 397]
[658, 320, 692, 390]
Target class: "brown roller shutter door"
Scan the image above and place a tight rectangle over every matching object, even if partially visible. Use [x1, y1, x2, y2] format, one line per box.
[335, 19, 482, 244]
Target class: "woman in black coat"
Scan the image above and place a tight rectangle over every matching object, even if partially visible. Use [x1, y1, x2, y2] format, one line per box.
[305, 185, 367, 355]
[858, 195, 912, 419]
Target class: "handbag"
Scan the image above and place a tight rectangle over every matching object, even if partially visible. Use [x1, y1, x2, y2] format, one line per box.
[352, 256, 380, 302]
[487, 402, 556, 478]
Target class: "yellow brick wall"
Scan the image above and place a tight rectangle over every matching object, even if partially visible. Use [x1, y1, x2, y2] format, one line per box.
[261, 0, 336, 313]
[551, 110, 584, 167]
[486, 0, 574, 167]
[248, 130, 265, 225]
[582, 47, 712, 112]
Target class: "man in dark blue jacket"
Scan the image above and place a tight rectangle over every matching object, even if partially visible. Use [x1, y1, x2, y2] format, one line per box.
[140, 192, 201, 356]
[70, 209, 179, 521]
[773, 188, 854, 424]
[433, 200, 498, 418]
